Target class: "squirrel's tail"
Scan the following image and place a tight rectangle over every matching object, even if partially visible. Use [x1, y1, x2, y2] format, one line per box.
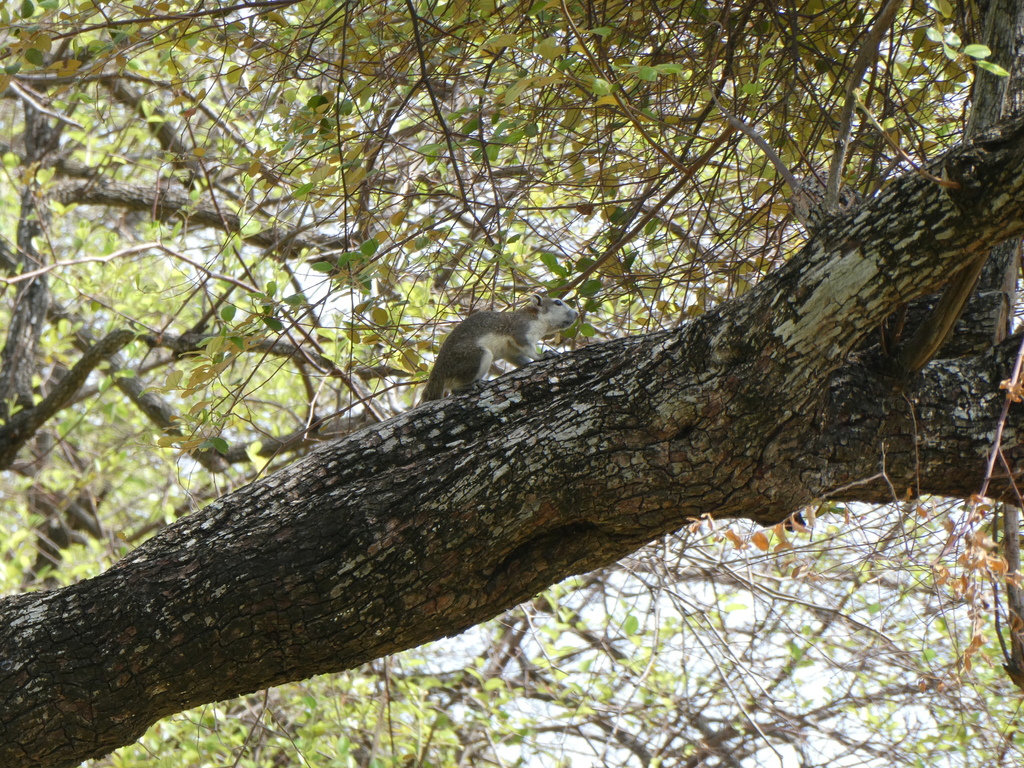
[420, 376, 445, 403]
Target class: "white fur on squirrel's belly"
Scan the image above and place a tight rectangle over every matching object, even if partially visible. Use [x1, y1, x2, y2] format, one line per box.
[477, 332, 535, 362]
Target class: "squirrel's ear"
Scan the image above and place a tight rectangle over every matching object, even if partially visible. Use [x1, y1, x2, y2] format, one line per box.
[528, 294, 543, 307]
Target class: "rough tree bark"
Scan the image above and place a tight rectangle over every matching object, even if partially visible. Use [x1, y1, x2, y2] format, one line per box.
[0, 105, 53, 424]
[5, 114, 1024, 768]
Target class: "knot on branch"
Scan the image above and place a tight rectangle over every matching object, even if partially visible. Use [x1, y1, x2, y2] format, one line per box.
[943, 149, 988, 205]
[788, 178, 862, 229]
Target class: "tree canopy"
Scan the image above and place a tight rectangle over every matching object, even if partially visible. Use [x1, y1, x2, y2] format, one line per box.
[3, 0, 1024, 766]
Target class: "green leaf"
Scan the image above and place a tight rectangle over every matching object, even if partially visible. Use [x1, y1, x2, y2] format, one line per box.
[623, 615, 639, 635]
[540, 252, 568, 277]
[534, 36, 561, 59]
[311, 261, 335, 273]
[963, 44, 992, 59]
[306, 93, 330, 110]
[359, 237, 379, 257]
[579, 279, 602, 297]
[482, 33, 519, 51]
[977, 60, 1010, 76]
[19, 0, 34, 18]
[337, 251, 363, 268]
[209, 437, 230, 455]
[220, 305, 236, 322]
[591, 78, 612, 96]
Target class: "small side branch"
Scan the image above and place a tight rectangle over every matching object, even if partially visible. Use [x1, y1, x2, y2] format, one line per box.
[1000, 504, 1024, 690]
[895, 254, 988, 375]
[825, 0, 904, 209]
[0, 329, 136, 471]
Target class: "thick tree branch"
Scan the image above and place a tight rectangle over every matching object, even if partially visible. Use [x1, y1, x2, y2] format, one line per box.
[894, 0, 1024, 371]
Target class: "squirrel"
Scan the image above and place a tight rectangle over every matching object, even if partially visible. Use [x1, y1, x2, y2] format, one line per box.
[420, 294, 578, 402]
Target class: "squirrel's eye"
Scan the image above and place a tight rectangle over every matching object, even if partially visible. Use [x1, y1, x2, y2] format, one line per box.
[554, 300, 563, 305]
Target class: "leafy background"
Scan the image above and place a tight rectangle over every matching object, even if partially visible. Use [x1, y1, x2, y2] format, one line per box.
[1, 0, 1021, 764]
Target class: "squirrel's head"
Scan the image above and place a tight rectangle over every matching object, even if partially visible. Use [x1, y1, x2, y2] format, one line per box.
[528, 294, 578, 330]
